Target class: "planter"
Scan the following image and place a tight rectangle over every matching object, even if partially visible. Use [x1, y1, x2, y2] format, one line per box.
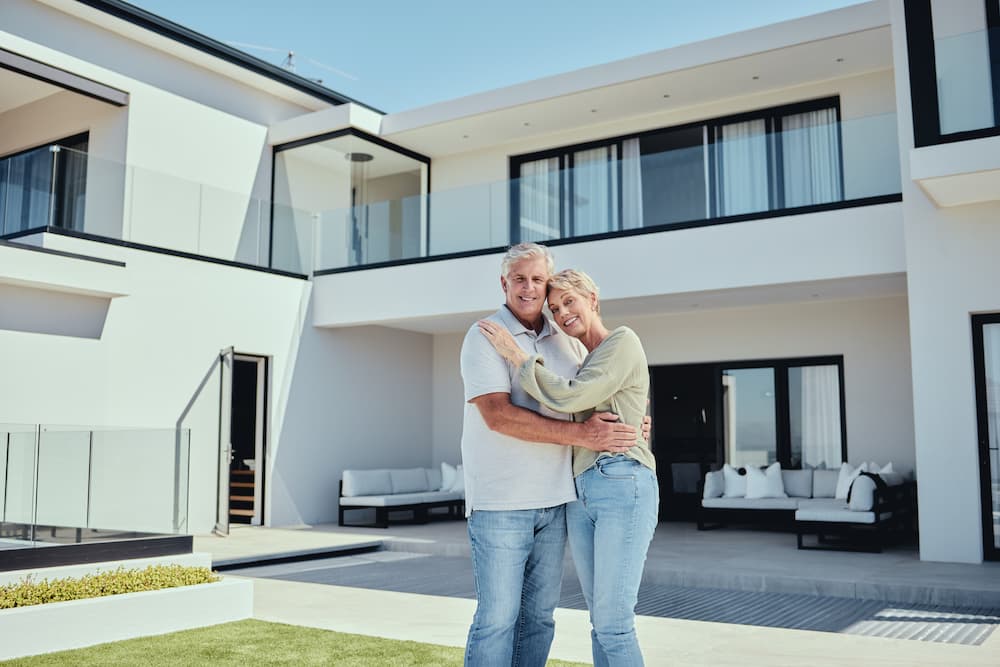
[0, 577, 253, 661]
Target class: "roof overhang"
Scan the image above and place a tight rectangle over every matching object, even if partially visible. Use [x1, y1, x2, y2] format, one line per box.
[910, 134, 1000, 207]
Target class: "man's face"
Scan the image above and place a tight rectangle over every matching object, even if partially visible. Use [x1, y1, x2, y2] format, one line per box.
[501, 256, 550, 329]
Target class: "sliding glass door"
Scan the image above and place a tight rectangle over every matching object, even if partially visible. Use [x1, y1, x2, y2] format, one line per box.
[973, 314, 1000, 561]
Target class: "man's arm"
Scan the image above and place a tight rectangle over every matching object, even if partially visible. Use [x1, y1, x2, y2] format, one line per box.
[470, 392, 636, 452]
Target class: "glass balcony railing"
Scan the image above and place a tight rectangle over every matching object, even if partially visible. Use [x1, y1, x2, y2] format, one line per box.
[0, 424, 191, 548]
[934, 26, 999, 137]
[311, 111, 901, 273]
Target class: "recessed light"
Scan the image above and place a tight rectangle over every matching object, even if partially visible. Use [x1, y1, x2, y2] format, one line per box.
[752, 75, 760, 80]
[523, 121, 530, 127]
[690, 303, 700, 308]
[462, 134, 469, 139]
[590, 108, 598, 113]
[811, 293, 820, 298]
[836, 57, 844, 62]
[663, 93, 671, 98]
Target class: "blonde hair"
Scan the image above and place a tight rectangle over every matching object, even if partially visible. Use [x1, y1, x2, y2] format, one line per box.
[547, 269, 601, 314]
[501, 242, 554, 278]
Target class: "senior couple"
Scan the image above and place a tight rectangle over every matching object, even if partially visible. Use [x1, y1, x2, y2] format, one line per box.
[460, 242, 658, 667]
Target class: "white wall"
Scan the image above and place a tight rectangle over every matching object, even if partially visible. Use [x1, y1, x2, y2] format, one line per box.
[890, 0, 1000, 563]
[431, 296, 915, 474]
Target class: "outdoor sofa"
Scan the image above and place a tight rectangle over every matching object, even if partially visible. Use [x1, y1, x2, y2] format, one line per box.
[338, 465, 465, 528]
[698, 462, 916, 552]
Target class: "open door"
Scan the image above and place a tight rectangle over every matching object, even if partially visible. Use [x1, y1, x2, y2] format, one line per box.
[230, 355, 267, 526]
[214, 347, 234, 536]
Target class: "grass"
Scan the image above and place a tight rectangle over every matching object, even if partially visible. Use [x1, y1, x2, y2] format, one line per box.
[2, 619, 587, 666]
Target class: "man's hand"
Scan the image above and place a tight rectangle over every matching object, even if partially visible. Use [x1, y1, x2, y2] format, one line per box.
[579, 412, 637, 453]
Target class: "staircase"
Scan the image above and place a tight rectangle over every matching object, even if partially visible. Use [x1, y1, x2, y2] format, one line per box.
[230, 469, 256, 524]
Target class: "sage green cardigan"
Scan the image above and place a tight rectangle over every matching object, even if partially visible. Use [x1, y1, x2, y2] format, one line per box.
[518, 326, 655, 477]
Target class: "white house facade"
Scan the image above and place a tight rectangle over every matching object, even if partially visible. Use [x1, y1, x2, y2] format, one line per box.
[0, 0, 998, 565]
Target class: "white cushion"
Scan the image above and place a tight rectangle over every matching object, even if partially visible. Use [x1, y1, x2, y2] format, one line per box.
[848, 475, 877, 511]
[782, 469, 813, 498]
[339, 490, 464, 507]
[450, 464, 465, 493]
[426, 466, 443, 491]
[835, 462, 864, 500]
[342, 469, 392, 497]
[440, 461, 458, 492]
[703, 470, 725, 499]
[795, 498, 845, 511]
[390, 468, 430, 494]
[702, 497, 798, 510]
[795, 506, 879, 524]
[746, 462, 787, 499]
[812, 469, 839, 498]
[722, 463, 746, 498]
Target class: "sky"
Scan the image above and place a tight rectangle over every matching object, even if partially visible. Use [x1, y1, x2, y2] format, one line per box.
[129, 0, 869, 113]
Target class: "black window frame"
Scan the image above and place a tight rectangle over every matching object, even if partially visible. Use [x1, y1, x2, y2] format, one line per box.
[0, 132, 89, 235]
[510, 97, 845, 245]
[972, 312, 1000, 562]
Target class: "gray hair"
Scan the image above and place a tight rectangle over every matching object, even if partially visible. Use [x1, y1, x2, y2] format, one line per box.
[501, 242, 555, 278]
[548, 269, 601, 314]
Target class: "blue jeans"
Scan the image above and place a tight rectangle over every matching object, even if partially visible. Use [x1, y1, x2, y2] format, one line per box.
[465, 505, 567, 667]
[567, 456, 658, 667]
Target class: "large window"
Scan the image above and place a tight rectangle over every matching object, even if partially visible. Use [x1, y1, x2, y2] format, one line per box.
[511, 99, 843, 243]
[0, 134, 88, 236]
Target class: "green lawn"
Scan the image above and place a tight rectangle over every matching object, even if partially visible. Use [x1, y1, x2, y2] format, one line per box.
[2, 619, 587, 666]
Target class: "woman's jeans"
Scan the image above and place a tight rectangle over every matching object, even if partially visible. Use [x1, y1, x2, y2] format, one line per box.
[567, 456, 658, 667]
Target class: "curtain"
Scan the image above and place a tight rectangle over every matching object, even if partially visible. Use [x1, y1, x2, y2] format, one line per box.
[782, 108, 842, 207]
[572, 145, 618, 235]
[55, 146, 89, 231]
[0, 147, 54, 233]
[798, 365, 842, 468]
[621, 138, 643, 229]
[715, 119, 768, 216]
[519, 157, 561, 241]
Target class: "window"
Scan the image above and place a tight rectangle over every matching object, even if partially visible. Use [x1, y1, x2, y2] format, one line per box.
[0, 133, 88, 236]
[510, 98, 843, 243]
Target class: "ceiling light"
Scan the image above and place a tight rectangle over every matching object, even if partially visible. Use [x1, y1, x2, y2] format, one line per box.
[344, 152, 373, 162]
[590, 108, 598, 113]
[663, 93, 671, 98]
[836, 57, 844, 62]
[752, 75, 760, 80]
[522, 121, 530, 127]
[462, 134, 469, 139]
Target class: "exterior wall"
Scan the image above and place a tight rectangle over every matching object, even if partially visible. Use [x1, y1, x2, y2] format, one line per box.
[0, 234, 309, 534]
[431, 296, 915, 475]
[889, 0, 999, 563]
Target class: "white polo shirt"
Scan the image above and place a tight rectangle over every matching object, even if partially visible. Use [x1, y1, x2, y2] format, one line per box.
[459, 305, 584, 515]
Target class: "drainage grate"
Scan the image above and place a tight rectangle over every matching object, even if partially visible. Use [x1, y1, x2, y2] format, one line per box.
[231, 553, 1000, 646]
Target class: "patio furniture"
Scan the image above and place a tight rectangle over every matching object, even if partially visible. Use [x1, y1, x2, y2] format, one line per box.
[338, 466, 464, 528]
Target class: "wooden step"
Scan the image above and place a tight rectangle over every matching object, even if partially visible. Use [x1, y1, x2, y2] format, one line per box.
[231, 470, 254, 476]
[229, 509, 255, 517]
[229, 495, 254, 502]
[231, 482, 254, 489]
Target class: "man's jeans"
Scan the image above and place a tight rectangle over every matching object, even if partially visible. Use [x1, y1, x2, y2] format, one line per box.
[567, 456, 658, 667]
[465, 505, 567, 667]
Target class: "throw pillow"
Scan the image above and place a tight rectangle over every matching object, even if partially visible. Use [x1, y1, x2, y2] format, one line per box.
[449, 464, 465, 493]
[440, 461, 457, 492]
[703, 470, 725, 499]
[847, 474, 877, 511]
[722, 463, 747, 498]
[835, 462, 864, 500]
[746, 462, 788, 499]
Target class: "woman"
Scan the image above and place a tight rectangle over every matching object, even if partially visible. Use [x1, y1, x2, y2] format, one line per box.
[479, 269, 657, 667]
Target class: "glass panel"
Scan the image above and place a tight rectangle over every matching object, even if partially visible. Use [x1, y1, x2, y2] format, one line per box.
[722, 368, 777, 467]
[983, 323, 1000, 549]
[0, 146, 54, 233]
[781, 109, 843, 207]
[788, 365, 843, 469]
[518, 157, 562, 241]
[572, 145, 618, 235]
[639, 127, 707, 226]
[934, 27, 997, 135]
[714, 118, 769, 216]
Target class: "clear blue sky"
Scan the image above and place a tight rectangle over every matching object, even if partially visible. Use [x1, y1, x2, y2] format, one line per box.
[129, 0, 868, 112]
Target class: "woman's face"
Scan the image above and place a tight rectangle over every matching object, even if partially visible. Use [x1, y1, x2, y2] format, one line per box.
[548, 287, 597, 338]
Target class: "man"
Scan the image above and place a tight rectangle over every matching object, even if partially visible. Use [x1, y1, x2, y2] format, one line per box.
[460, 242, 645, 667]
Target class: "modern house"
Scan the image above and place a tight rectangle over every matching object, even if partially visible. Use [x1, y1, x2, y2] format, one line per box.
[0, 0, 998, 565]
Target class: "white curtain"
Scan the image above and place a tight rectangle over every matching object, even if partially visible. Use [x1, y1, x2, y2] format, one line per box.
[715, 119, 768, 216]
[572, 146, 618, 235]
[1, 148, 54, 233]
[621, 138, 644, 229]
[798, 365, 842, 468]
[782, 108, 842, 207]
[519, 157, 561, 241]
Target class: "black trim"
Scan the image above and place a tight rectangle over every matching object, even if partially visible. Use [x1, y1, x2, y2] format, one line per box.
[509, 97, 843, 243]
[989, 0, 1000, 130]
[314, 194, 902, 276]
[0, 132, 89, 162]
[73, 0, 381, 113]
[0, 236, 125, 267]
[972, 312, 1000, 562]
[0, 46, 129, 107]
[0, 534, 192, 572]
[0, 226, 307, 279]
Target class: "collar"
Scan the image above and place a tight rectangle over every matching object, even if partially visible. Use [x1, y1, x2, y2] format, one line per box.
[498, 305, 558, 340]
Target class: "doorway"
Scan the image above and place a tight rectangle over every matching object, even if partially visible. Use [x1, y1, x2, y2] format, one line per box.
[227, 354, 267, 526]
[973, 314, 1000, 561]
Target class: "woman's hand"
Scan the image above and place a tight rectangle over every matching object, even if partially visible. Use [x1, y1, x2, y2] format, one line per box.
[478, 320, 530, 367]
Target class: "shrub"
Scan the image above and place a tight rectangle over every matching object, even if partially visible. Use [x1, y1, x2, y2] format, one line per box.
[0, 564, 220, 609]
